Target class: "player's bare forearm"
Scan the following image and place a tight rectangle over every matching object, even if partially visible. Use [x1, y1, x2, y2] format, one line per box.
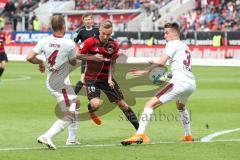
[108, 61, 115, 88]
[77, 53, 105, 62]
[145, 54, 169, 73]
[26, 51, 43, 65]
[77, 54, 95, 60]
[27, 57, 43, 64]
[76, 54, 91, 60]
[27, 57, 43, 65]
[108, 61, 115, 80]
[145, 63, 164, 73]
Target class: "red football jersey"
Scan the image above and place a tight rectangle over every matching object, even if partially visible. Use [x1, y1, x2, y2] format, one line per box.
[0, 32, 6, 52]
[79, 36, 119, 81]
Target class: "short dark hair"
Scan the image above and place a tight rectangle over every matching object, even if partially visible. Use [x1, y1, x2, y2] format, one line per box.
[164, 22, 180, 34]
[82, 14, 92, 20]
[51, 14, 65, 32]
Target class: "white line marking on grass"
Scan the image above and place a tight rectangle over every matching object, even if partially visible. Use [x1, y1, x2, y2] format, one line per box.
[0, 139, 240, 151]
[211, 139, 240, 142]
[2, 76, 31, 82]
[201, 128, 240, 142]
[0, 144, 123, 151]
[0, 141, 180, 151]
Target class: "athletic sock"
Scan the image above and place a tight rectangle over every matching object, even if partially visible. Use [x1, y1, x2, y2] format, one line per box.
[43, 118, 72, 139]
[136, 107, 153, 134]
[74, 81, 83, 94]
[179, 107, 191, 136]
[67, 109, 79, 141]
[123, 107, 139, 130]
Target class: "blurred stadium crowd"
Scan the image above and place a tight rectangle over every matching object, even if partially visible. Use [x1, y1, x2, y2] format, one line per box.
[0, 0, 239, 32]
[179, 0, 240, 32]
[74, 0, 171, 11]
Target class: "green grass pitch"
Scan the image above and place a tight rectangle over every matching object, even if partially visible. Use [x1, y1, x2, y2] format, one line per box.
[0, 61, 240, 160]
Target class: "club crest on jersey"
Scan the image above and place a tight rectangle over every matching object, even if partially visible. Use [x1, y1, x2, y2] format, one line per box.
[107, 44, 114, 54]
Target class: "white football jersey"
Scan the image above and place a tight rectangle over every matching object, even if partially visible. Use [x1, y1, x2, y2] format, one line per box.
[164, 40, 195, 84]
[32, 35, 76, 73]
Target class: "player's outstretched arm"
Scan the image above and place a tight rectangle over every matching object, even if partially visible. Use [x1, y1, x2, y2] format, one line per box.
[130, 54, 170, 76]
[145, 54, 169, 73]
[76, 53, 105, 62]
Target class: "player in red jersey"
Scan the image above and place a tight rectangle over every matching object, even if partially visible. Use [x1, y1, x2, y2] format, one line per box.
[77, 19, 139, 130]
[0, 28, 8, 80]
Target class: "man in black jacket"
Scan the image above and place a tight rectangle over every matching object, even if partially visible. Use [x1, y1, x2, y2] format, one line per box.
[74, 14, 99, 94]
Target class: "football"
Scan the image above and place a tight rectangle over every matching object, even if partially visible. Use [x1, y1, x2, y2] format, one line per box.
[148, 67, 168, 84]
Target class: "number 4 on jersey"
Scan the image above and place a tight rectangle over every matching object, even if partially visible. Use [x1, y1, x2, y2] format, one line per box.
[48, 50, 59, 67]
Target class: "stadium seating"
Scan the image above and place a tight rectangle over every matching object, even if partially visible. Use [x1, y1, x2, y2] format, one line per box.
[177, 0, 240, 32]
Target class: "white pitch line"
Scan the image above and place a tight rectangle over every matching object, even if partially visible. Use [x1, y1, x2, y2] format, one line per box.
[0, 142, 170, 151]
[1, 139, 240, 152]
[0, 144, 120, 151]
[211, 139, 240, 142]
[0, 141, 184, 151]
[2, 76, 31, 82]
[201, 128, 240, 142]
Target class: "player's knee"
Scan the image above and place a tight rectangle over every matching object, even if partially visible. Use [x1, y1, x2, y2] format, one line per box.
[145, 97, 161, 109]
[1, 61, 6, 68]
[116, 100, 128, 110]
[176, 101, 185, 110]
[90, 99, 100, 109]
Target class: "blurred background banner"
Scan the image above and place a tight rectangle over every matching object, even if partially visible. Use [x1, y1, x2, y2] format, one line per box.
[7, 31, 240, 45]
[1, 0, 240, 64]
[5, 43, 240, 66]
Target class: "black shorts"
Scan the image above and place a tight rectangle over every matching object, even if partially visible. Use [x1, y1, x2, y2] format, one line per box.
[86, 79, 124, 102]
[81, 60, 86, 74]
[0, 52, 8, 62]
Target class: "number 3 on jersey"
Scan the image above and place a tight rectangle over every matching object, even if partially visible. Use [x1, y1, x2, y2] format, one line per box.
[48, 50, 59, 67]
[183, 50, 191, 71]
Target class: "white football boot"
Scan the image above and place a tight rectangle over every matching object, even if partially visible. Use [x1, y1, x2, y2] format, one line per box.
[37, 135, 56, 150]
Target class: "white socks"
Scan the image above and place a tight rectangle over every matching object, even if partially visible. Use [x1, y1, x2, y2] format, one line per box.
[136, 107, 153, 134]
[179, 108, 191, 136]
[67, 109, 79, 141]
[43, 118, 72, 139]
[67, 122, 78, 141]
[136, 105, 191, 136]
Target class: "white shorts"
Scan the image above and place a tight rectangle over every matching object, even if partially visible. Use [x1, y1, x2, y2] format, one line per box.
[46, 75, 77, 112]
[155, 81, 196, 104]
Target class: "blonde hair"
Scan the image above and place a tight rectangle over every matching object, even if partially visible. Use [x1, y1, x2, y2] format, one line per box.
[51, 14, 65, 32]
[100, 19, 113, 29]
